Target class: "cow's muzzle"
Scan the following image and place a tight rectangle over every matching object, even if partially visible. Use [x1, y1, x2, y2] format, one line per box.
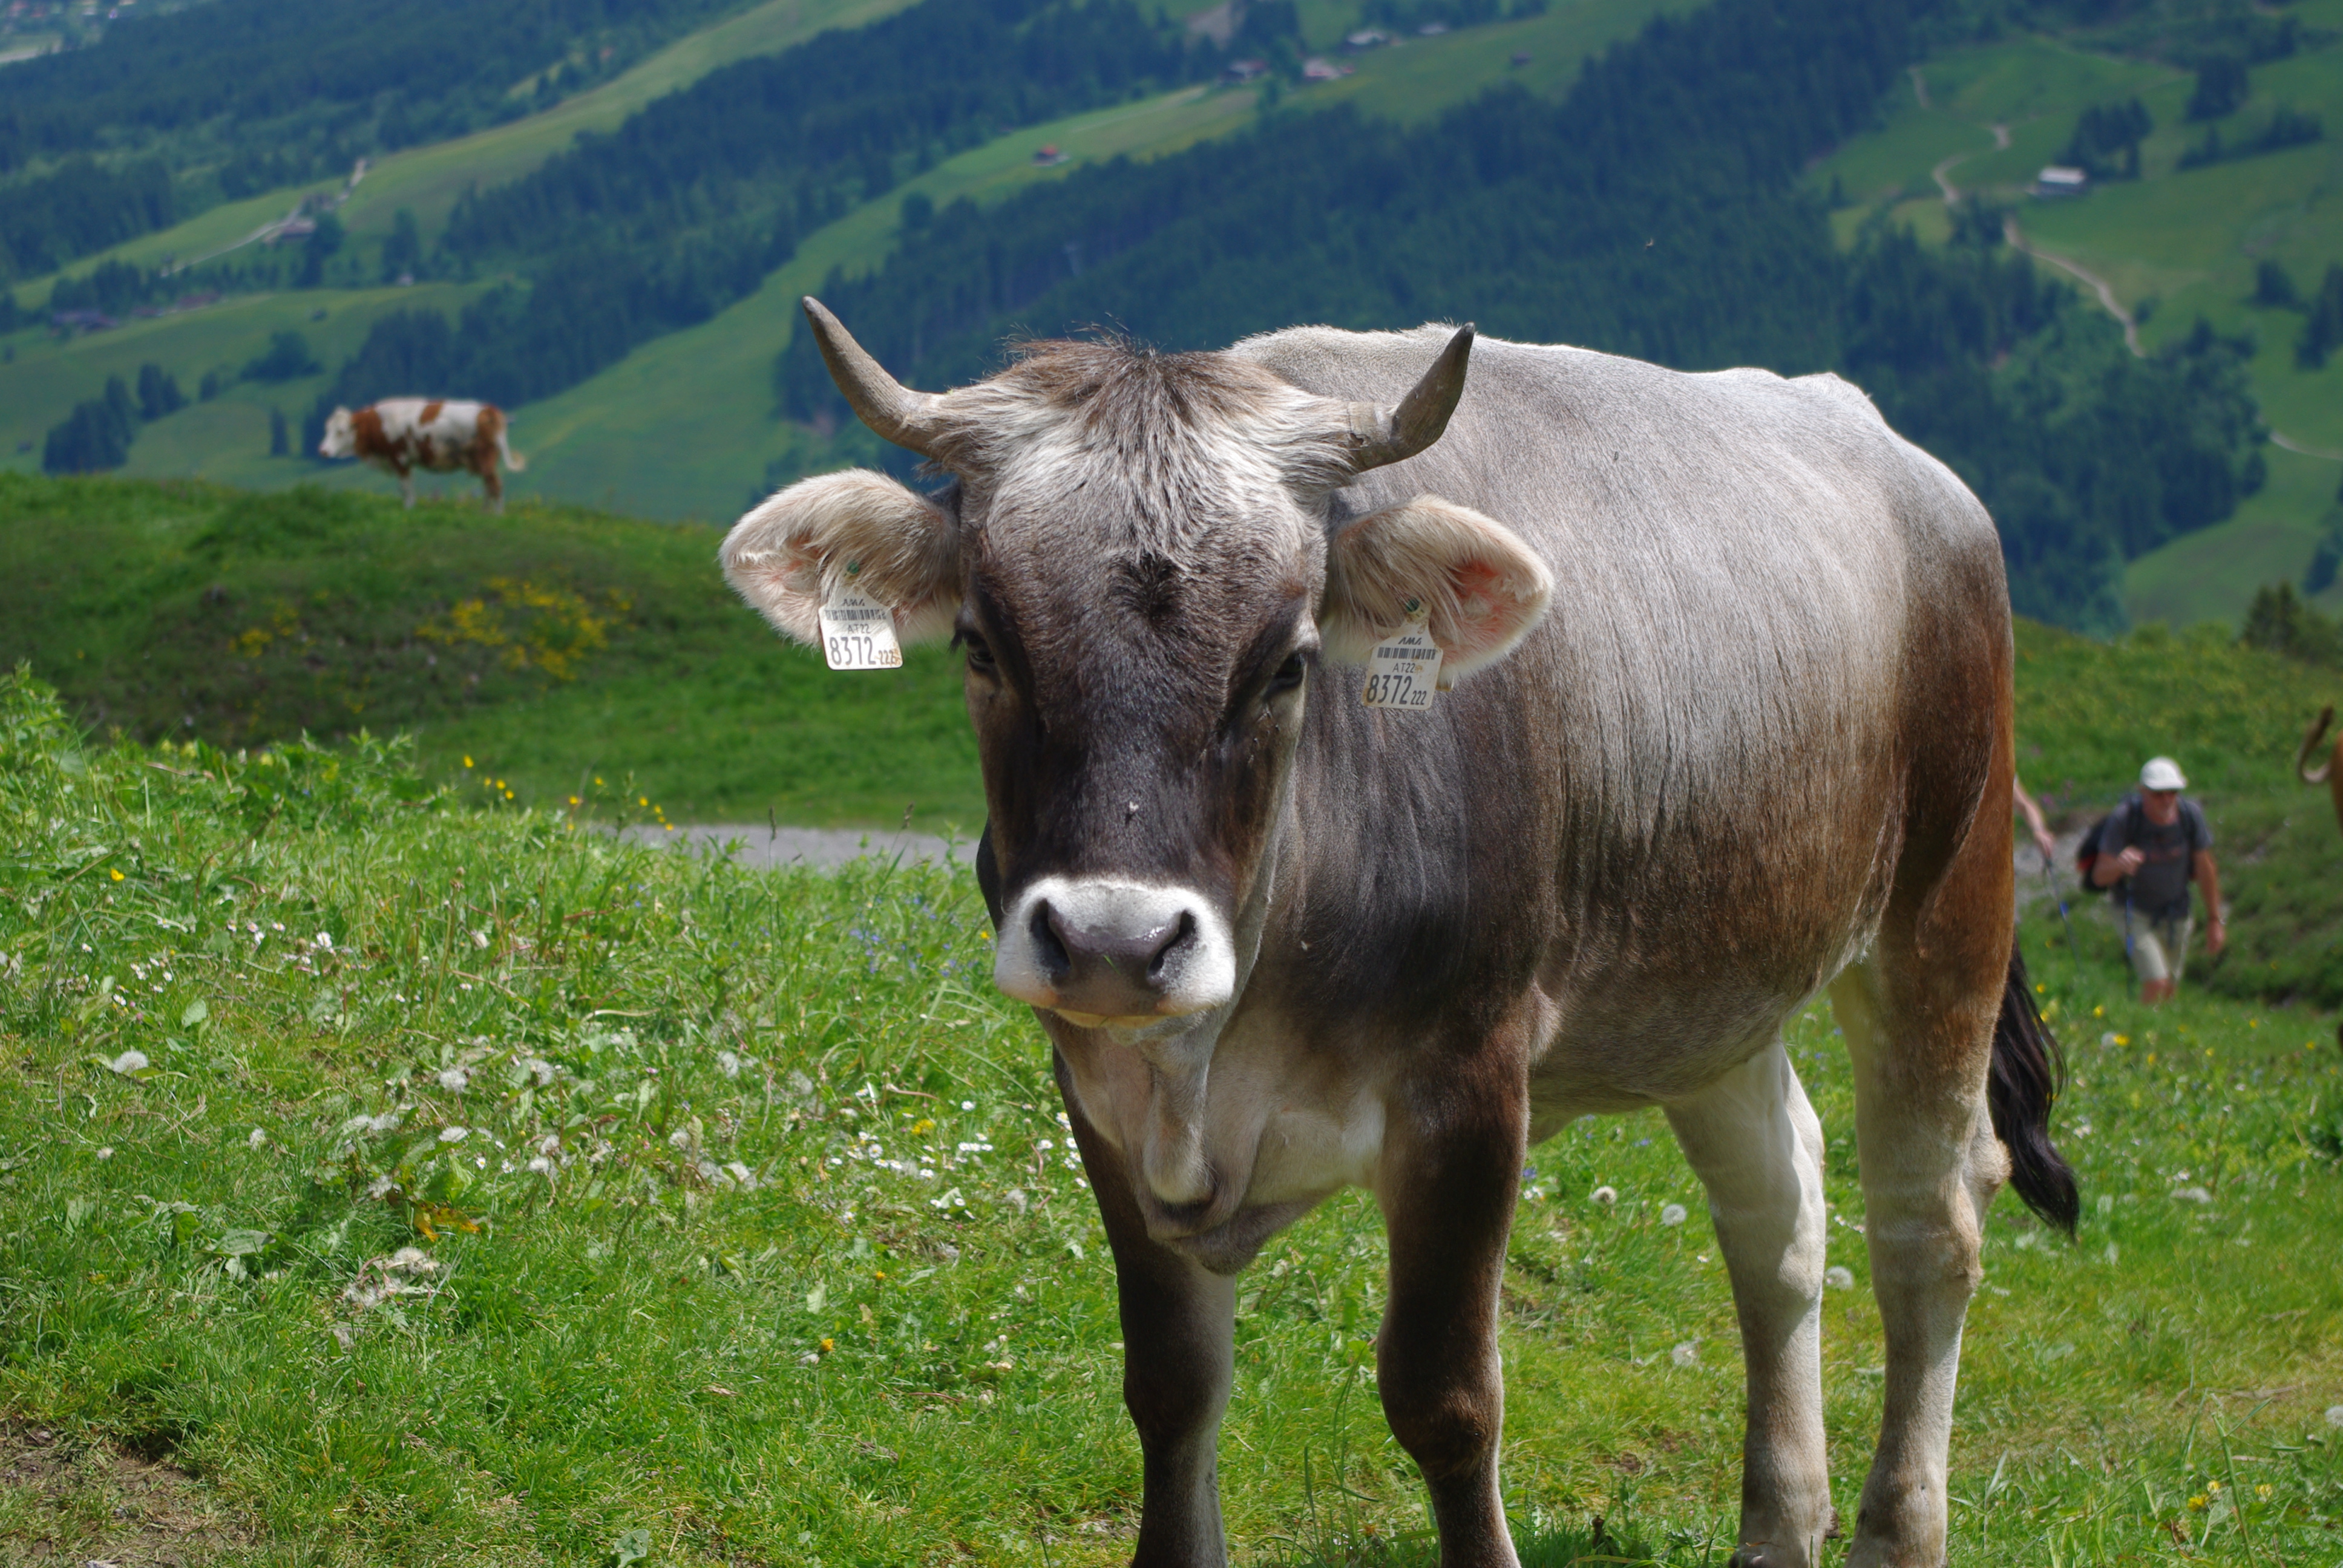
[992, 877, 1235, 1024]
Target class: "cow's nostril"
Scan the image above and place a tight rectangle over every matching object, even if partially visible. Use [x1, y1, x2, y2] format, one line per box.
[1031, 900, 1072, 984]
[1147, 909, 1196, 982]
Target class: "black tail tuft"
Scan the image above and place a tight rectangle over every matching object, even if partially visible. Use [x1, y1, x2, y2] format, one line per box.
[1989, 942, 2079, 1235]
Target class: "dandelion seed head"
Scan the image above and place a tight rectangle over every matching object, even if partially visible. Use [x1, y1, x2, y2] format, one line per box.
[439, 1126, 468, 1143]
[247, 1127, 266, 1149]
[1824, 1265, 1855, 1290]
[1660, 1203, 1688, 1226]
[1590, 1186, 1618, 1206]
[1671, 1341, 1698, 1367]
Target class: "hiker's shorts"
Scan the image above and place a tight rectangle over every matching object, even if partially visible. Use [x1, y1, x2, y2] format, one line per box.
[2127, 907, 2193, 985]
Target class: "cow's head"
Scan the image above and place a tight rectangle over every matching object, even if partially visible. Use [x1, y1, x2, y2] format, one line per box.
[726, 298, 1548, 1038]
[317, 407, 358, 460]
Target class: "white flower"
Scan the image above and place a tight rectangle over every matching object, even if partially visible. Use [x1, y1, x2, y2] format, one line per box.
[2326, 1405, 2343, 1428]
[960, 1100, 975, 1111]
[437, 1067, 469, 1093]
[930, 1186, 967, 1210]
[528, 1156, 554, 1175]
[716, 1051, 741, 1078]
[1035, 1139, 1054, 1151]
[1590, 1186, 1618, 1206]
[2170, 1186, 2212, 1204]
[1660, 1203, 1688, 1227]
[106, 1049, 149, 1076]
[315, 932, 333, 950]
[1824, 1265, 1855, 1290]
[1671, 1341, 1699, 1367]
[669, 1129, 693, 1150]
[470, 929, 490, 949]
[96, 1147, 113, 1160]
[247, 1128, 267, 1149]
[439, 1126, 468, 1143]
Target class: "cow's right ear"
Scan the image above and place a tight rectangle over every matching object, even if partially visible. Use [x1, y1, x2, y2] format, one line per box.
[721, 469, 959, 645]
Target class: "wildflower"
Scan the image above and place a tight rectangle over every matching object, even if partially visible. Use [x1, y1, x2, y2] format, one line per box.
[716, 1051, 741, 1079]
[2207, 1481, 2221, 1495]
[437, 1067, 470, 1093]
[96, 1147, 113, 1160]
[1824, 1265, 1855, 1290]
[1660, 1203, 1688, 1226]
[109, 869, 123, 882]
[440, 1126, 468, 1143]
[2256, 1484, 2272, 1500]
[819, 1338, 834, 1352]
[911, 1117, 934, 1134]
[1591, 1186, 1619, 1206]
[1671, 1341, 1698, 1367]
[464, 757, 473, 768]
[528, 1156, 554, 1175]
[2188, 1495, 2207, 1511]
[1035, 1139, 1054, 1152]
[961, 1100, 976, 1111]
[474, 1155, 488, 1169]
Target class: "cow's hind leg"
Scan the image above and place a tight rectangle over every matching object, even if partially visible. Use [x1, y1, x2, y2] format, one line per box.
[1664, 1041, 1830, 1568]
[1827, 944, 2005, 1568]
[1063, 1057, 1234, 1567]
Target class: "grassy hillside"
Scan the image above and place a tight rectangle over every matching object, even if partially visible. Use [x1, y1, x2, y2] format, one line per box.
[0, 476, 981, 829]
[1, 669, 2340, 1566]
[1807, 2, 2343, 631]
[7, 475, 2343, 1007]
[0, 0, 1681, 520]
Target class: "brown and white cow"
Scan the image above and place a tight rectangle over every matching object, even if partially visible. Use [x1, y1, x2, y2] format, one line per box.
[723, 299, 2077, 1568]
[317, 398, 526, 512]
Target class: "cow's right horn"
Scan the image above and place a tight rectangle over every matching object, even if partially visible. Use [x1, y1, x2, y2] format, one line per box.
[802, 297, 948, 458]
[1344, 323, 1474, 474]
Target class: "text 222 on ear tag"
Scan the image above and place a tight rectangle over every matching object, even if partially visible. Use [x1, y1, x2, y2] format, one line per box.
[818, 572, 903, 671]
[1362, 609, 1441, 711]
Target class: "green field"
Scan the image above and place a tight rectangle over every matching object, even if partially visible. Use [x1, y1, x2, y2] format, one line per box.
[1807, 2, 2343, 632]
[0, 0, 1682, 520]
[2, 657, 2341, 1566]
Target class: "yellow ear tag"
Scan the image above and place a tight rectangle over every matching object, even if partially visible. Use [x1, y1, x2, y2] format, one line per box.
[819, 562, 903, 671]
[1362, 599, 1440, 711]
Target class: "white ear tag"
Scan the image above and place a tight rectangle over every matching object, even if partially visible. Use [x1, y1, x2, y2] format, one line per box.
[818, 569, 903, 671]
[1361, 605, 1441, 711]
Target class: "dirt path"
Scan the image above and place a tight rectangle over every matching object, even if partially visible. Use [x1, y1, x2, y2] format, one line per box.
[1932, 122, 2010, 204]
[618, 822, 975, 869]
[2004, 216, 2144, 357]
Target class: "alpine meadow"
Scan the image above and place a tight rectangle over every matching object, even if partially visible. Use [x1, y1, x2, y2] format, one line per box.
[3, 0, 2343, 1562]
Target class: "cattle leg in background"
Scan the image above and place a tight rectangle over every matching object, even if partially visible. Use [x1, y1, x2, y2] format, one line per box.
[2298, 706, 2342, 835]
[1066, 1059, 1236, 1568]
[1373, 1051, 1530, 1566]
[1663, 1044, 1830, 1567]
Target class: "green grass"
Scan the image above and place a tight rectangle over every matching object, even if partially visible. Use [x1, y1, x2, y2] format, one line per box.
[1806, 7, 2343, 633]
[2, 669, 2341, 1566]
[0, 476, 981, 829]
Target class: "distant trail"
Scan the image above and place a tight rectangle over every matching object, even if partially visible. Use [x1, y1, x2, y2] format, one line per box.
[2274, 431, 2343, 463]
[2004, 217, 2143, 358]
[1930, 123, 2008, 206]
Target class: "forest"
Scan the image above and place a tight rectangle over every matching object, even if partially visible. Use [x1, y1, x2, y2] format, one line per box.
[767, 0, 2261, 630]
[0, 0, 749, 277]
[296, 0, 1270, 449]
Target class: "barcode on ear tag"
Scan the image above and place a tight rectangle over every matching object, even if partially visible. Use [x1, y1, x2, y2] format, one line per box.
[819, 584, 903, 670]
[1362, 627, 1441, 710]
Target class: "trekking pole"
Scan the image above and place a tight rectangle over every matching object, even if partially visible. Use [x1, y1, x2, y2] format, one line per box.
[2042, 858, 2080, 984]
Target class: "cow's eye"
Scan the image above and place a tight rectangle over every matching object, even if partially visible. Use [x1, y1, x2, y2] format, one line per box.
[959, 631, 998, 676]
[1267, 652, 1306, 697]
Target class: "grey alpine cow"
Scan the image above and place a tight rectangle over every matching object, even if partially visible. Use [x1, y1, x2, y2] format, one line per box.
[723, 299, 2077, 1568]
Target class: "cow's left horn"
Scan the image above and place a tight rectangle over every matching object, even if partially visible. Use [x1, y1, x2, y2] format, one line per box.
[802, 297, 948, 458]
[1345, 323, 1474, 473]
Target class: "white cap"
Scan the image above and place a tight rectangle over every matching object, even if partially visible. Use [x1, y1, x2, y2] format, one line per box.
[2140, 756, 2187, 791]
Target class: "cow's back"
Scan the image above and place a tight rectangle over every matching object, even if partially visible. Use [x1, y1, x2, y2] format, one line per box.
[1234, 327, 2008, 1095]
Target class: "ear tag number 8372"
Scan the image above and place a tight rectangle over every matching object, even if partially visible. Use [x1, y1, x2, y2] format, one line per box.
[1362, 602, 1441, 711]
[819, 566, 903, 671]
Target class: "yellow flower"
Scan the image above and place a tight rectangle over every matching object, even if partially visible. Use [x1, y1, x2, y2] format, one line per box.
[2207, 1481, 2222, 1494]
[568, 795, 580, 806]
[108, 868, 123, 881]
[2189, 1495, 2207, 1511]
[2093, 1005, 2105, 1018]
[873, 1269, 887, 1281]
[463, 756, 473, 768]
[638, 795, 649, 807]
[2113, 1034, 2129, 1047]
[2256, 1483, 2272, 1500]
[594, 776, 603, 785]
[819, 1338, 834, 1353]
[911, 1118, 935, 1134]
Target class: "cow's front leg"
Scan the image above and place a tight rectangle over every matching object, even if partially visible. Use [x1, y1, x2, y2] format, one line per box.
[1665, 1042, 1831, 1568]
[1063, 1060, 1234, 1567]
[1375, 1074, 1526, 1568]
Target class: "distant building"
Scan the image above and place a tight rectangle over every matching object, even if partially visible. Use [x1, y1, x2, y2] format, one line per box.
[1342, 27, 1387, 49]
[1222, 57, 1267, 83]
[1300, 56, 1352, 81]
[50, 310, 117, 333]
[2032, 165, 2088, 198]
[1032, 143, 1066, 166]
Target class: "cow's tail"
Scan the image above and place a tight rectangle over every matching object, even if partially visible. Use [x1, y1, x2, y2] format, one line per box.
[493, 412, 526, 472]
[1987, 941, 2079, 1235]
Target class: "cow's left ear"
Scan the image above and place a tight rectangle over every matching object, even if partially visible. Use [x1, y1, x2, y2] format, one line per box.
[721, 469, 960, 646]
[1320, 495, 1553, 678]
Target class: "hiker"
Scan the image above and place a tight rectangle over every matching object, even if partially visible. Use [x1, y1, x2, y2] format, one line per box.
[2085, 756, 2225, 1005]
[2014, 776, 2057, 866]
